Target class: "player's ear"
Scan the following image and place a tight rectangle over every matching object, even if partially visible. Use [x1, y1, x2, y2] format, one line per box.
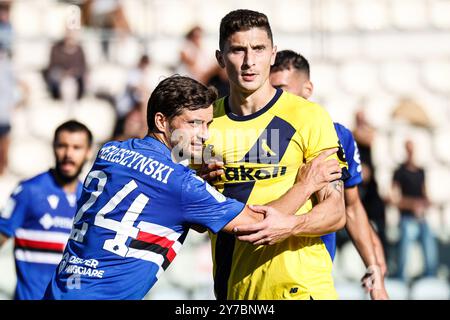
[216, 50, 225, 68]
[154, 112, 168, 132]
[303, 80, 314, 99]
[270, 45, 277, 66]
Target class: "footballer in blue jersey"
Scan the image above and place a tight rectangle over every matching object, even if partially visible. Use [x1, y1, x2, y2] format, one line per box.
[0, 121, 93, 300]
[268, 50, 389, 299]
[45, 76, 321, 300]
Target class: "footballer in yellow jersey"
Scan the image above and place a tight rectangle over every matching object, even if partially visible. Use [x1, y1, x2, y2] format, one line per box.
[206, 89, 349, 300]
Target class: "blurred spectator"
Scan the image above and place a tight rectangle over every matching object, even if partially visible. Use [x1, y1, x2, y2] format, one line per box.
[116, 54, 151, 118]
[80, 0, 130, 59]
[0, 45, 27, 175]
[0, 0, 12, 55]
[207, 65, 229, 98]
[391, 140, 438, 282]
[112, 105, 147, 141]
[0, 120, 93, 300]
[178, 26, 216, 84]
[353, 110, 389, 257]
[44, 29, 87, 101]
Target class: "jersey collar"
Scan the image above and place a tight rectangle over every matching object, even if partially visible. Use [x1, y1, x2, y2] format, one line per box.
[224, 88, 282, 121]
[142, 136, 172, 158]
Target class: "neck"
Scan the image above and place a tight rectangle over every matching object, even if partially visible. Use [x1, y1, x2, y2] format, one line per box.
[228, 81, 276, 116]
[51, 169, 79, 194]
[147, 131, 172, 150]
[405, 159, 416, 169]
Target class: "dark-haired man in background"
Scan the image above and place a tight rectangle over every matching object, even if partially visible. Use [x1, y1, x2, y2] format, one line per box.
[0, 120, 93, 299]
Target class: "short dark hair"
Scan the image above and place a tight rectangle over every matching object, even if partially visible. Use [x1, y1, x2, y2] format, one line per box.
[219, 9, 273, 51]
[53, 120, 93, 147]
[146, 75, 217, 132]
[271, 50, 310, 78]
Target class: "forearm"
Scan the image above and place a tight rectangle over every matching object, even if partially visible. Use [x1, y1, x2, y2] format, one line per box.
[265, 181, 312, 216]
[291, 189, 346, 236]
[345, 201, 378, 268]
[371, 227, 388, 276]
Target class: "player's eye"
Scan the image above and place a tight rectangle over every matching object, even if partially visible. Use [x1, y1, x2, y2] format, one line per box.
[189, 120, 202, 126]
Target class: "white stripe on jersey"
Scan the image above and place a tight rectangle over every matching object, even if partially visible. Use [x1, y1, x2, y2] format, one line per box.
[15, 228, 70, 244]
[136, 221, 182, 242]
[15, 249, 63, 265]
[126, 247, 164, 278]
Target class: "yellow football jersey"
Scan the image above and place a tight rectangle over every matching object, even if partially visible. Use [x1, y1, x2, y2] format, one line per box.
[206, 89, 347, 300]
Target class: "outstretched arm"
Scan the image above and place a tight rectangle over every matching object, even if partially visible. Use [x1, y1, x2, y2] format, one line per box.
[343, 186, 389, 300]
[234, 178, 346, 245]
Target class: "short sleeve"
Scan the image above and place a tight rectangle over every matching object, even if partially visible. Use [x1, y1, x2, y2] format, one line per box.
[302, 104, 349, 176]
[0, 184, 29, 238]
[181, 173, 245, 234]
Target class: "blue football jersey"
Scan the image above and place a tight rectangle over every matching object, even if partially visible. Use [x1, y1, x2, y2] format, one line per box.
[320, 123, 363, 262]
[334, 122, 363, 188]
[0, 170, 82, 300]
[44, 136, 245, 300]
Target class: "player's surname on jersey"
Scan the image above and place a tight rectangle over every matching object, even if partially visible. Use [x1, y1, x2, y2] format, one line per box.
[98, 144, 174, 184]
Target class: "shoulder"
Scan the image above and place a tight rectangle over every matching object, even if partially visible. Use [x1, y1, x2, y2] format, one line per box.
[334, 123, 355, 144]
[272, 91, 332, 128]
[20, 171, 52, 190]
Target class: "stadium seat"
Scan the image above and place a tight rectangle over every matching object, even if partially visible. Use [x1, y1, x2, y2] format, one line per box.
[363, 94, 397, 130]
[430, 0, 450, 30]
[380, 61, 420, 95]
[383, 278, 409, 300]
[27, 99, 71, 142]
[433, 129, 450, 165]
[317, 0, 353, 32]
[72, 97, 116, 144]
[197, 0, 233, 35]
[308, 62, 338, 98]
[337, 241, 366, 282]
[372, 132, 394, 169]
[82, 35, 104, 68]
[0, 173, 20, 208]
[0, 239, 16, 300]
[410, 277, 450, 300]
[108, 36, 144, 68]
[272, 0, 312, 33]
[19, 71, 50, 101]
[352, 0, 389, 31]
[122, 0, 154, 38]
[426, 166, 450, 205]
[88, 63, 128, 96]
[339, 61, 379, 95]
[9, 0, 43, 38]
[151, 0, 196, 37]
[390, 0, 429, 30]
[422, 60, 450, 95]
[320, 93, 359, 129]
[42, 1, 73, 40]
[334, 281, 366, 300]
[8, 137, 53, 179]
[12, 39, 51, 71]
[147, 38, 182, 69]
